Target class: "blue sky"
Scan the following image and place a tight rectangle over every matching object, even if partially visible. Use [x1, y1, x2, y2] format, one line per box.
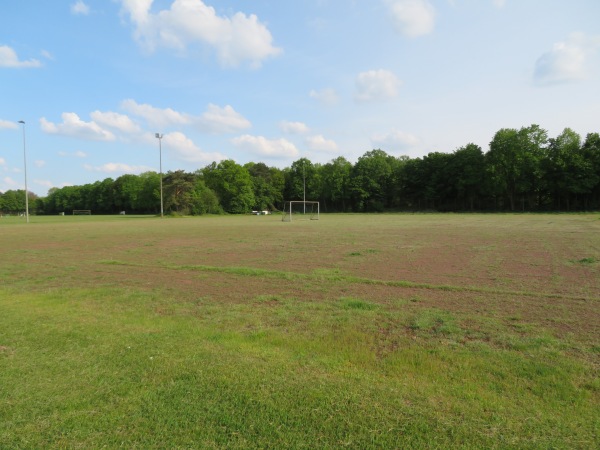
[1, 0, 599, 196]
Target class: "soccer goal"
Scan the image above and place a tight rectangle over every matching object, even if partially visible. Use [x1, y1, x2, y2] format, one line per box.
[282, 201, 319, 222]
[72, 210, 92, 215]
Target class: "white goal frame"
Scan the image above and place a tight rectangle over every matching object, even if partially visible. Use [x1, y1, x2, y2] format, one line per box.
[282, 201, 319, 222]
[72, 210, 92, 215]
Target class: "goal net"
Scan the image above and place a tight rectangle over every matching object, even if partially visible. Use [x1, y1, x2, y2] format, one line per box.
[282, 201, 319, 222]
[72, 210, 92, 215]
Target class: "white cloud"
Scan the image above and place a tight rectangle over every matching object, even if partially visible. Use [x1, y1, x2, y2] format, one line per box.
[0, 120, 18, 129]
[40, 113, 115, 141]
[121, 99, 190, 129]
[306, 134, 338, 153]
[385, 0, 436, 38]
[84, 162, 154, 174]
[71, 1, 90, 15]
[0, 45, 42, 68]
[34, 179, 55, 189]
[309, 88, 339, 106]
[232, 135, 299, 158]
[59, 151, 88, 158]
[118, 0, 282, 68]
[197, 104, 251, 134]
[41, 50, 54, 61]
[2, 177, 20, 190]
[90, 110, 141, 134]
[34, 160, 46, 168]
[534, 33, 600, 85]
[0, 157, 6, 166]
[162, 131, 226, 163]
[355, 69, 402, 102]
[279, 121, 310, 134]
[492, 0, 506, 8]
[371, 130, 420, 152]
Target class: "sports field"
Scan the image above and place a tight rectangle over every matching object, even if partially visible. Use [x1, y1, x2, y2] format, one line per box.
[1, 213, 599, 448]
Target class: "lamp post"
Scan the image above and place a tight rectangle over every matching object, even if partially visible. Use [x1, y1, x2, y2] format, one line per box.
[155, 133, 164, 218]
[18, 120, 29, 223]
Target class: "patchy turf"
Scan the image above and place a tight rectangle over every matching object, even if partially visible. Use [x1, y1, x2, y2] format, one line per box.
[1, 213, 599, 448]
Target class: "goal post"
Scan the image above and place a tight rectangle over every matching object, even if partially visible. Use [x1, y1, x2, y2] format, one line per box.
[72, 210, 92, 215]
[282, 201, 319, 222]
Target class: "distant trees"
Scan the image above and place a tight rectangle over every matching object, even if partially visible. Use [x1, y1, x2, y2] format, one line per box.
[4, 123, 600, 215]
[202, 160, 255, 213]
[0, 190, 38, 214]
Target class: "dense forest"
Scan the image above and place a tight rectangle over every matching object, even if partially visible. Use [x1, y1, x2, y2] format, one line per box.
[2, 125, 600, 215]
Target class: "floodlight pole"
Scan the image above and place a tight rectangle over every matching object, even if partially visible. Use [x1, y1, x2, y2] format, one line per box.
[18, 120, 29, 223]
[155, 133, 164, 218]
[303, 160, 306, 214]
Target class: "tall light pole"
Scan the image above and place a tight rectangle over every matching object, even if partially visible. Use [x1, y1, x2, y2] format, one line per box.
[18, 120, 29, 223]
[303, 160, 306, 214]
[155, 133, 164, 218]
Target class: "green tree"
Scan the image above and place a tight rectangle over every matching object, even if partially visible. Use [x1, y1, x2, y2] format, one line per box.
[451, 143, 486, 210]
[114, 174, 144, 213]
[486, 125, 548, 211]
[543, 128, 594, 210]
[190, 178, 223, 215]
[350, 149, 398, 211]
[320, 156, 352, 211]
[245, 162, 284, 211]
[284, 158, 320, 204]
[136, 171, 161, 213]
[202, 160, 255, 214]
[163, 170, 196, 214]
[581, 133, 600, 208]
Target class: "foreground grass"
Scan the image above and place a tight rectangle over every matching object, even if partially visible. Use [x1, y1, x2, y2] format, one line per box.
[1, 214, 599, 448]
[1, 286, 598, 448]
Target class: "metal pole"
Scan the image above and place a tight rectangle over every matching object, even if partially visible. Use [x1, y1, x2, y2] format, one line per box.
[303, 160, 306, 214]
[18, 120, 29, 223]
[155, 133, 164, 218]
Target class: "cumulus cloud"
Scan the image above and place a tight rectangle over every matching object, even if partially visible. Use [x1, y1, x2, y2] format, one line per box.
[306, 134, 338, 153]
[71, 1, 90, 15]
[84, 162, 155, 174]
[121, 99, 190, 129]
[162, 131, 226, 163]
[309, 88, 339, 106]
[90, 110, 141, 134]
[371, 130, 420, 152]
[0, 120, 18, 129]
[118, 0, 282, 68]
[385, 0, 436, 38]
[232, 135, 299, 158]
[355, 69, 402, 102]
[492, 0, 506, 8]
[279, 121, 310, 134]
[534, 33, 600, 85]
[40, 113, 115, 141]
[0, 45, 42, 68]
[121, 100, 250, 134]
[197, 104, 251, 134]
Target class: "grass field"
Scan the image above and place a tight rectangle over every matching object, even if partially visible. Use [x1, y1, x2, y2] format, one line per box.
[1, 213, 599, 448]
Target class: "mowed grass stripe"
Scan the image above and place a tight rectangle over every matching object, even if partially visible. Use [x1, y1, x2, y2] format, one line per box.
[98, 259, 600, 302]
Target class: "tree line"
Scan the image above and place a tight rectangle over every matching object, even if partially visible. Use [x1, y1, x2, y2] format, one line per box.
[2, 125, 600, 215]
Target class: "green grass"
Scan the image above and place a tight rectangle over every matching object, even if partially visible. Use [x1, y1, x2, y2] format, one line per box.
[1, 214, 599, 448]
